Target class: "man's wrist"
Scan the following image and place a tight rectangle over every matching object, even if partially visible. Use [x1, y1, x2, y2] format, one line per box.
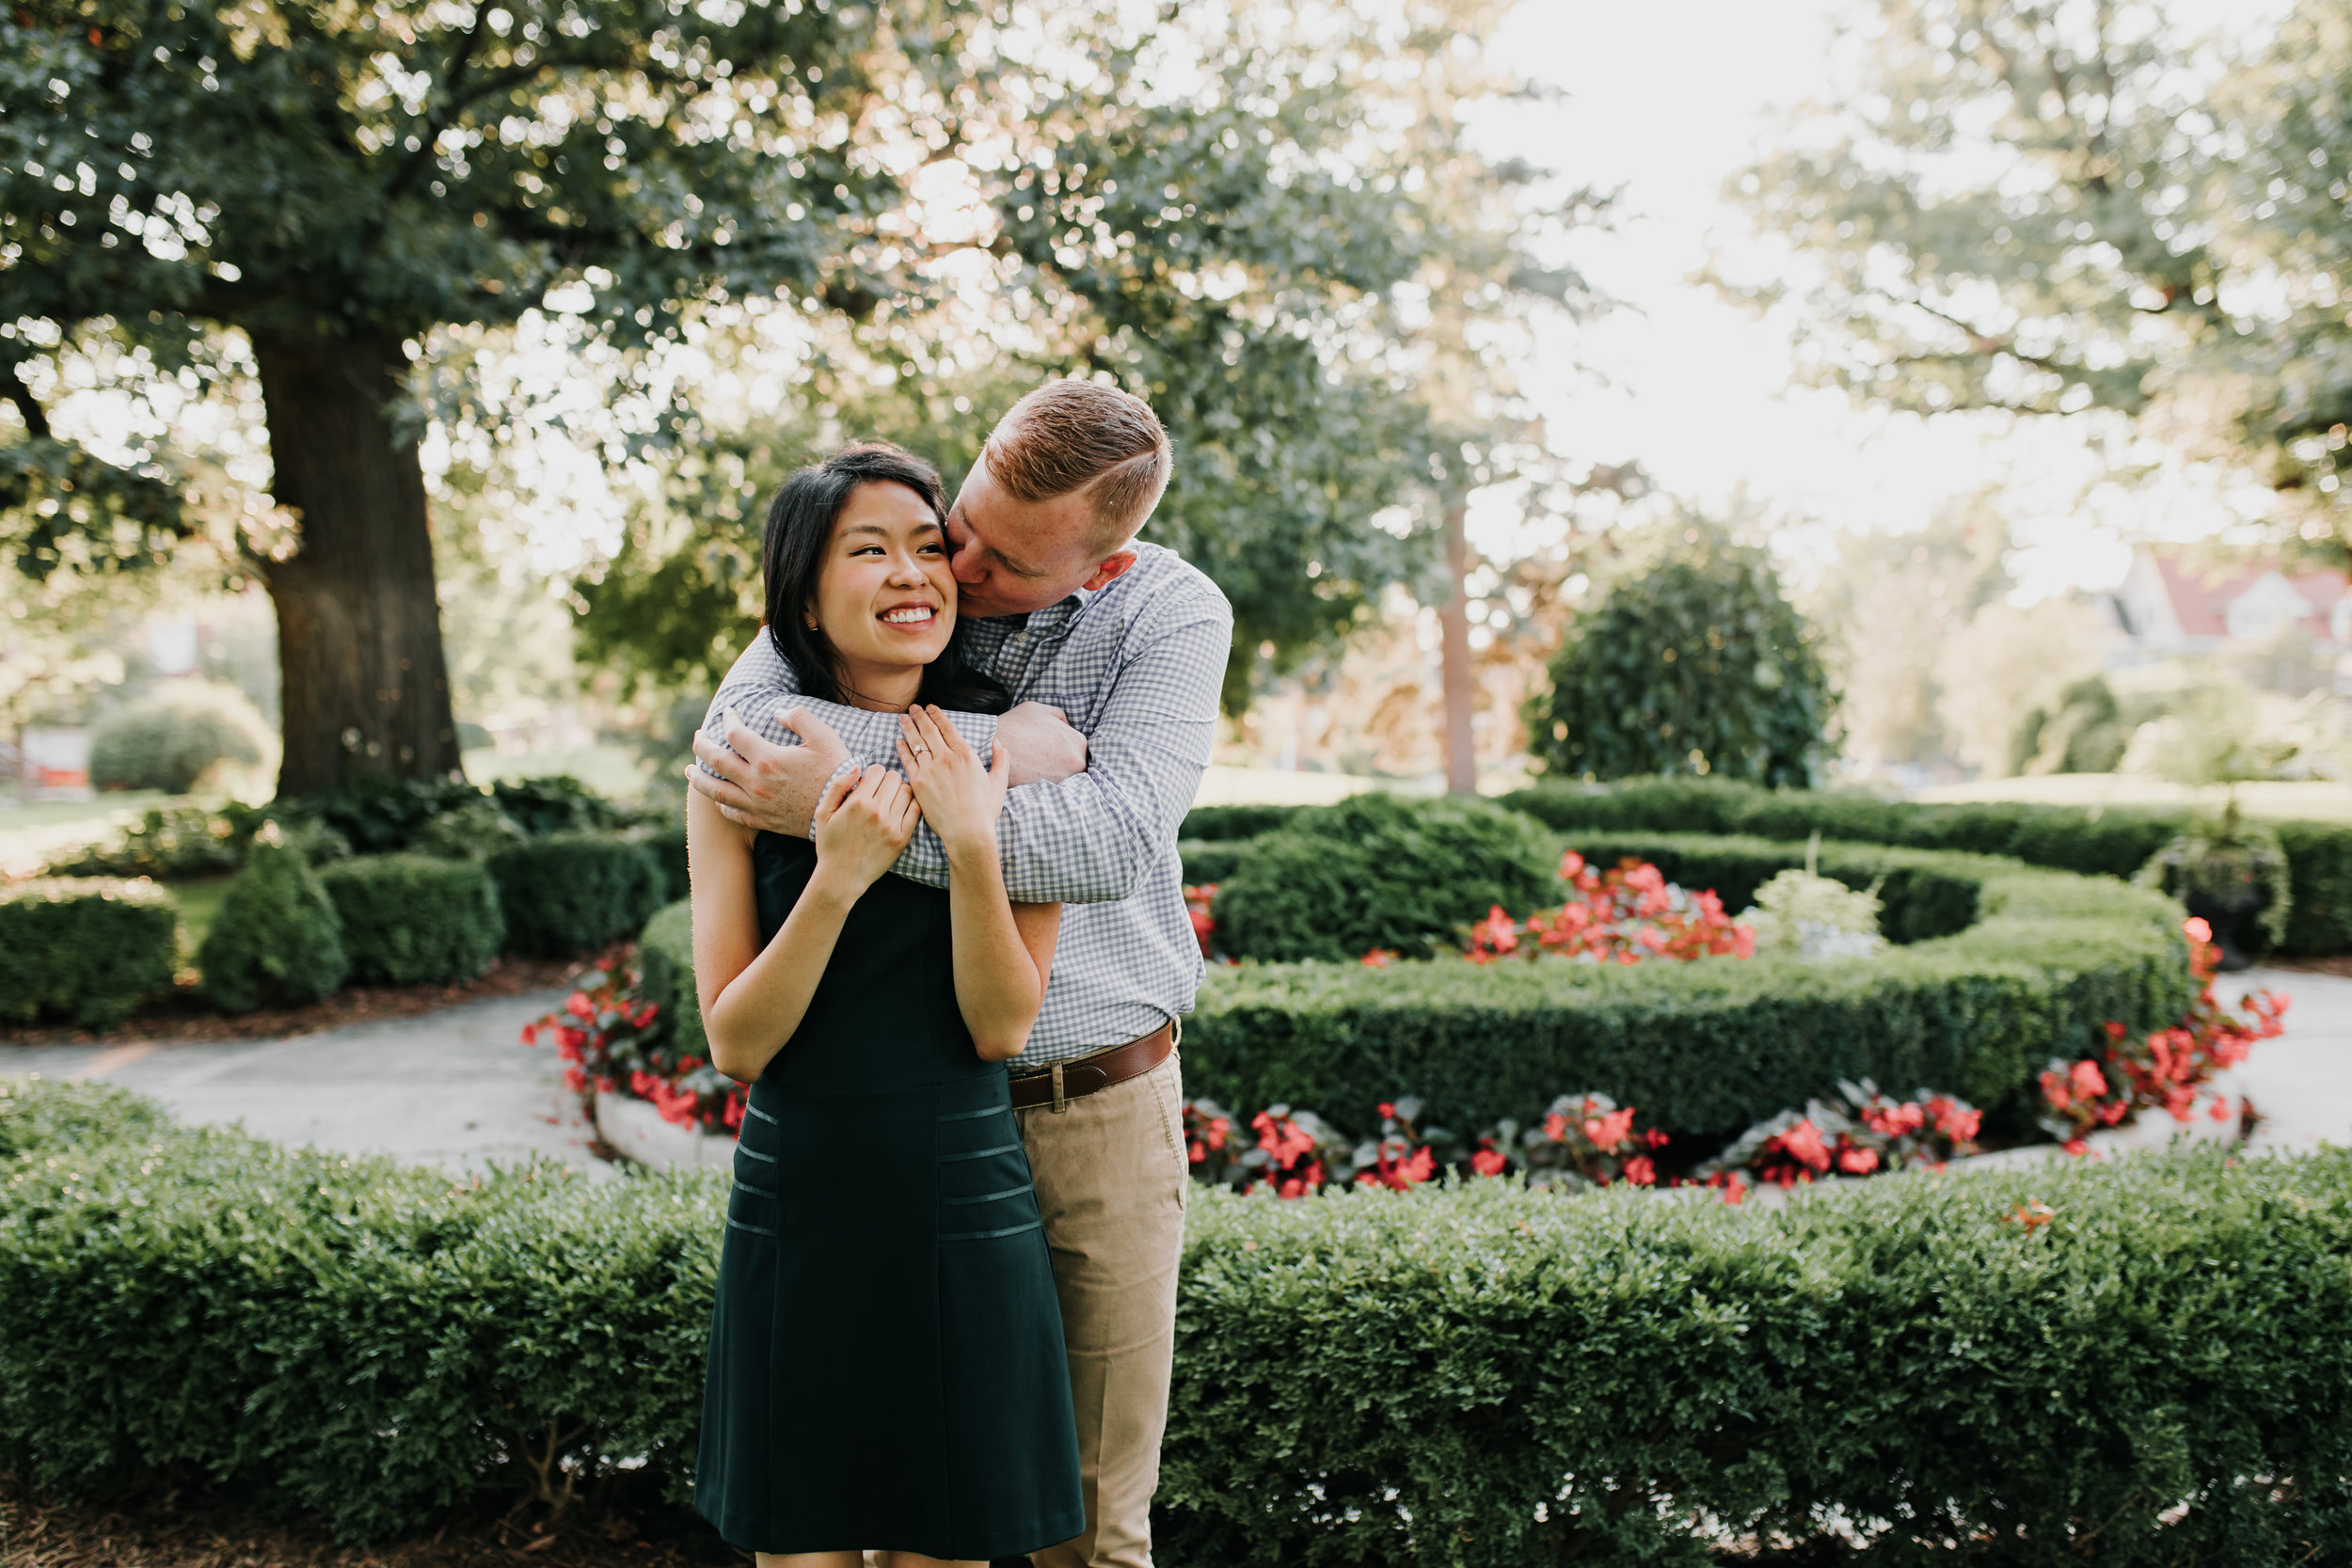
[807, 755, 857, 838]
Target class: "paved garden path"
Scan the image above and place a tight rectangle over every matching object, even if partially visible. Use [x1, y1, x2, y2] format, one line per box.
[0, 989, 612, 1180]
[0, 968, 2347, 1180]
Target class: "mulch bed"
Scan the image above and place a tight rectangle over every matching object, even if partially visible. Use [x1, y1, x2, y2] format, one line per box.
[2266, 953, 2352, 979]
[0, 958, 591, 1049]
[0, 1478, 749, 1568]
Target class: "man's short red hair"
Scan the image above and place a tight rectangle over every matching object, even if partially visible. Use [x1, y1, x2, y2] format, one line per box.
[983, 379, 1173, 548]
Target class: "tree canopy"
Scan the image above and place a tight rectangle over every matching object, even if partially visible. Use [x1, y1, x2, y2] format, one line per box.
[1719, 0, 2352, 562]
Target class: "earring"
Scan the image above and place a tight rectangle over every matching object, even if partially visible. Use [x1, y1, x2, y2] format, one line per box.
[803, 613, 818, 630]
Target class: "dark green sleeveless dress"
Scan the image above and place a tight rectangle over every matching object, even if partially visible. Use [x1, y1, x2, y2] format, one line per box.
[695, 833, 1085, 1560]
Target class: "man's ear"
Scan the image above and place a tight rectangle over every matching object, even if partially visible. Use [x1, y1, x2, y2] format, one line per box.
[1080, 550, 1139, 592]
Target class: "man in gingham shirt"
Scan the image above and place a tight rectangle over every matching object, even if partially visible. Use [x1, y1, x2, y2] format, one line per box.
[690, 380, 1230, 1568]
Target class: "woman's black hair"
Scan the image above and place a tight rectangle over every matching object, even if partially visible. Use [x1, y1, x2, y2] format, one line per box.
[760, 442, 1012, 716]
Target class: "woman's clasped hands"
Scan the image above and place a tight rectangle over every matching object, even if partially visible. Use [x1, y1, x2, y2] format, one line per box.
[809, 705, 1008, 891]
[896, 705, 1009, 863]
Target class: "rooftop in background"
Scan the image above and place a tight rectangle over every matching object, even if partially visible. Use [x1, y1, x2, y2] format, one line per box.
[2109, 547, 2352, 656]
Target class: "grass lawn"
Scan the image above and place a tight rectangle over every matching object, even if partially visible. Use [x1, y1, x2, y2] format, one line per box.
[166, 875, 235, 958]
[1911, 774, 2352, 823]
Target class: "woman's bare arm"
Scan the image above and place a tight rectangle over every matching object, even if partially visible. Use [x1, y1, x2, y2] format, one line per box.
[690, 766, 918, 1084]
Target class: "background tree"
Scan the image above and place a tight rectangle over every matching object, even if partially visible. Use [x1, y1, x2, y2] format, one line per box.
[1717, 0, 2352, 563]
[570, 0, 1605, 720]
[2, 0, 937, 792]
[1524, 519, 1836, 787]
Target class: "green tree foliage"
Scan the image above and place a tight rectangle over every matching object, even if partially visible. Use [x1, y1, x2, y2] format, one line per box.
[1525, 522, 1835, 786]
[571, 0, 1600, 712]
[1, 0, 946, 789]
[1720, 0, 2352, 561]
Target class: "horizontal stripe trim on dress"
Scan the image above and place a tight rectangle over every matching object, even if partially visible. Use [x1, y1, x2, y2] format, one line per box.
[744, 1103, 779, 1126]
[733, 1178, 777, 1199]
[726, 1217, 778, 1237]
[937, 1141, 1023, 1164]
[942, 1183, 1033, 1206]
[735, 1145, 779, 1164]
[936, 1101, 1013, 1124]
[939, 1219, 1044, 1243]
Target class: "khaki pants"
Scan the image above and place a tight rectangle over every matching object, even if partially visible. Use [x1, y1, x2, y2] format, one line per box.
[1012, 1052, 1189, 1568]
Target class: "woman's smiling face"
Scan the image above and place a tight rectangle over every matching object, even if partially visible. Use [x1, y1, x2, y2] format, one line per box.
[811, 480, 959, 684]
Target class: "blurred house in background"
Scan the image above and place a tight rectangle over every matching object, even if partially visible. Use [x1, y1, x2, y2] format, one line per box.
[2108, 549, 2352, 693]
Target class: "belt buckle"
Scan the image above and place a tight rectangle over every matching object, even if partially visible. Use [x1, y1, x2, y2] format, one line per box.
[1050, 1060, 1067, 1115]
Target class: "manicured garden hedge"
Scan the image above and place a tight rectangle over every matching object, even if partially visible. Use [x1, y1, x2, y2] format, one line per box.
[0, 879, 178, 1027]
[638, 898, 707, 1061]
[1184, 836, 2194, 1134]
[316, 854, 506, 987]
[1500, 777, 2352, 957]
[1211, 793, 1561, 962]
[5, 1078, 2347, 1562]
[485, 832, 665, 958]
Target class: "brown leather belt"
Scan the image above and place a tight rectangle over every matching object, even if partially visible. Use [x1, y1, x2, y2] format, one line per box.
[1009, 1020, 1178, 1113]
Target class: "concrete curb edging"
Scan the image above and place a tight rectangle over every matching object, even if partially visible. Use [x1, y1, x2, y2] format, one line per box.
[593, 1087, 735, 1170]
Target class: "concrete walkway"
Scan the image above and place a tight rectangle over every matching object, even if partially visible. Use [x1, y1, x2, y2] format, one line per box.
[0, 967, 2345, 1181]
[0, 989, 613, 1180]
[2236, 966, 2352, 1155]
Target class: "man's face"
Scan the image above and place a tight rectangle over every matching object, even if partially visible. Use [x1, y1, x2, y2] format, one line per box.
[944, 456, 1137, 619]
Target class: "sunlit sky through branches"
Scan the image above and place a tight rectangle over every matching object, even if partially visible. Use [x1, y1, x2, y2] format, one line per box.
[1470, 0, 2293, 600]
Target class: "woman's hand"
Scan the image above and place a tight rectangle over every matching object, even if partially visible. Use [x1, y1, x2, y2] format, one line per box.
[897, 705, 1009, 863]
[810, 764, 919, 895]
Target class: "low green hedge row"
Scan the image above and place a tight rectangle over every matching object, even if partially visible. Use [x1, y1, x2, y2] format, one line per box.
[0, 879, 178, 1027]
[5, 1079, 2348, 1563]
[1184, 835, 2193, 1135]
[637, 899, 707, 1062]
[316, 855, 506, 988]
[485, 832, 666, 960]
[1180, 782, 2352, 955]
[1501, 777, 2352, 957]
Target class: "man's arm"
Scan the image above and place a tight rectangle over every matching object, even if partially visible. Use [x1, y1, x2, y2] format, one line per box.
[951, 595, 1231, 905]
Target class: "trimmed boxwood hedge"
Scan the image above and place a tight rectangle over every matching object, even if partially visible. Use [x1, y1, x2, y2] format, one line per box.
[637, 898, 707, 1062]
[485, 832, 664, 958]
[5, 1078, 2348, 1562]
[1184, 835, 2194, 1135]
[316, 854, 505, 988]
[1498, 776, 2352, 957]
[1211, 793, 1563, 963]
[0, 879, 178, 1027]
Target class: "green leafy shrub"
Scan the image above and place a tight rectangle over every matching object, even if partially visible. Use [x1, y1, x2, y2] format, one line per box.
[486, 833, 664, 958]
[295, 774, 487, 854]
[411, 796, 529, 861]
[489, 774, 627, 835]
[1522, 522, 1836, 787]
[42, 803, 251, 879]
[6, 1078, 2349, 1560]
[197, 838, 349, 1013]
[1160, 1151, 2352, 1565]
[636, 898, 707, 1062]
[1503, 776, 2352, 956]
[1175, 838, 1250, 886]
[0, 879, 178, 1027]
[1185, 837, 2190, 1134]
[1212, 793, 1559, 962]
[638, 819, 689, 902]
[1178, 803, 1306, 841]
[86, 680, 270, 794]
[316, 855, 505, 987]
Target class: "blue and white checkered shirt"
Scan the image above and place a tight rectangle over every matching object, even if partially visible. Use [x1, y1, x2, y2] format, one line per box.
[701, 542, 1232, 1062]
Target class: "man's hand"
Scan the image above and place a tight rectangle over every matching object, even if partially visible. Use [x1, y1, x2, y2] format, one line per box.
[988, 700, 1088, 787]
[688, 705, 850, 835]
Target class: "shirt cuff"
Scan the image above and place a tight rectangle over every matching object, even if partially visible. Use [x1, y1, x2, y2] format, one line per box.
[811, 756, 860, 839]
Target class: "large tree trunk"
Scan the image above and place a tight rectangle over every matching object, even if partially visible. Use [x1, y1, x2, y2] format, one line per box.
[1438, 495, 1478, 795]
[251, 325, 461, 797]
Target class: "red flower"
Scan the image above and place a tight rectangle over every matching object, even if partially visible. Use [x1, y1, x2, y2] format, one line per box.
[1621, 1153, 1657, 1186]
[1470, 1148, 1508, 1177]
[1777, 1118, 1831, 1172]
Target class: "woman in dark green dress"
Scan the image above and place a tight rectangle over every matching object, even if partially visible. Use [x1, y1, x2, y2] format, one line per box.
[685, 443, 1084, 1567]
